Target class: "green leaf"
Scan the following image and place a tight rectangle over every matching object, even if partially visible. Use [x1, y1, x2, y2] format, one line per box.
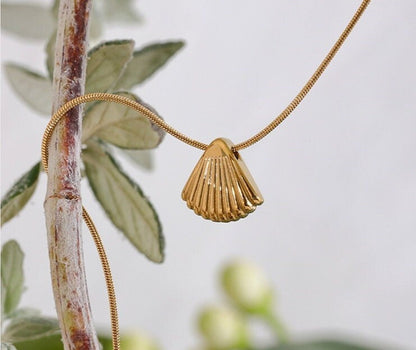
[1, 240, 24, 317]
[101, 0, 142, 23]
[2, 316, 60, 343]
[264, 339, 382, 350]
[83, 141, 164, 263]
[89, 9, 104, 41]
[12, 335, 63, 350]
[82, 92, 164, 149]
[114, 41, 185, 90]
[121, 149, 154, 171]
[86, 40, 135, 94]
[1, 3, 55, 40]
[1, 163, 41, 226]
[1, 343, 17, 350]
[5, 64, 52, 115]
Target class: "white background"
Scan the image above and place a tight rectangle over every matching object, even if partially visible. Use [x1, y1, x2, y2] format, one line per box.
[1, 1, 415, 349]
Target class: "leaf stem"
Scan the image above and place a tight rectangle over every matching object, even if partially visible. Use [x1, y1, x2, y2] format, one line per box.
[262, 311, 290, 344]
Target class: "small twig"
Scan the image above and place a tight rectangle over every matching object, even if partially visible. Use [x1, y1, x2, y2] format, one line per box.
[44, 0, 99, 349]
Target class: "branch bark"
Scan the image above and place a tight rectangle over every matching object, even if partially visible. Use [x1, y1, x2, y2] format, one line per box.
[44, 0, 99, 349]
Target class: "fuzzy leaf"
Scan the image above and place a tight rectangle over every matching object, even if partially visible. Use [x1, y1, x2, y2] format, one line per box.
[82, 92, 164, 149]
[5, 64, 52, 115]
[1, 163, 41, 226]
[121, 149, 154, 171]
[1, 343, 16, 350]
[2, 316, 60, 343]
[101, 0, 142, 23]
[1, 240, 24, 317]
[83, 141, 164, 263]
[86, 40, 135, 94]
[114, 41, 184, 90]
[1, 3, 55, 40]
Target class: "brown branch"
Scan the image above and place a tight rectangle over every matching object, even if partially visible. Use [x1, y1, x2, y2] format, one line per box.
[44, 0, 99, 349]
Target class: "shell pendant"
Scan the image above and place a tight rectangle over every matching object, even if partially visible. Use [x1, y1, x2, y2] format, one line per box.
[182, 138, 263, 222]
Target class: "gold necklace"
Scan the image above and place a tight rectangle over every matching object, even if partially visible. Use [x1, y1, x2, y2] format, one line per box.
[41, 1, 371, 348]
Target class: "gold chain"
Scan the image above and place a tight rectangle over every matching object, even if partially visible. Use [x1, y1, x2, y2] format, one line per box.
[234, 0, 371, 151]
[82, 208, 120, 350]
[43, 0, 371, 156]
[41, 1, 371, 349]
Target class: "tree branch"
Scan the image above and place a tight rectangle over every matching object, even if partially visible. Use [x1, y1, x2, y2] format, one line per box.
[44, 0, 99, 349]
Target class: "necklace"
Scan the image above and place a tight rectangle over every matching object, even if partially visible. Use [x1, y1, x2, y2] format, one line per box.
[41, 1, 371, 348]
[43, 0, 370, 223]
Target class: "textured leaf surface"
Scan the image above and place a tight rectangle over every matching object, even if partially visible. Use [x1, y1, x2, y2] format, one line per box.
[5, 64, 52, 115]
[2, 316, 60, 343]
[1, 163, 40, 226]
[1, 3, 54, 40]
[1, 240, 24, 317]
[86, 40, 134, 94]
[114, 41, 184, 90]
[82, 92, 164, 149]
[83, 141, 164, 262]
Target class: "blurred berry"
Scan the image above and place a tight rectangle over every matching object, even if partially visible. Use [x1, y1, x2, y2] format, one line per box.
[221, 260, 273, 314]
[120, 330, 160, 350]
[198, 305, 249, 349]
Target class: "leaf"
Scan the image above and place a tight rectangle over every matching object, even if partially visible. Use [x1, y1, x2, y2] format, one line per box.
[263, 339, 382, 350]
[82, 92, 165, 149]
[83, 141, 164, 263]
[120, 149, 154, 171]
[1, 343, 17, 350]
[8, 307, 41, 320]
[1, 162, 41, 226]
[45, 32, 56, 79]
[101, 0, 142, 23]
[1, 3, 55, 40]
[114, 41, 185, 90]
[1, 240, 24, 317]
[11, 336, 63, 350]
[2, 316, 60, 343]
[86, 40, 135, 94]
[89, 9, 104, 41]
[5, 64, 52, 115]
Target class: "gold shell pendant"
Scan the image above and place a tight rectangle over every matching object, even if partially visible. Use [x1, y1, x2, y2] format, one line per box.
[182, 138, 264, 222]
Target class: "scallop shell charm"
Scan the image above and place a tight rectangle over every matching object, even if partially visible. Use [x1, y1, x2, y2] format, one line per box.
[182, 138, 263, 222]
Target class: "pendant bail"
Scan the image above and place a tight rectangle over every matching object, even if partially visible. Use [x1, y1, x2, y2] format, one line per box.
[182, 138, 263, 222]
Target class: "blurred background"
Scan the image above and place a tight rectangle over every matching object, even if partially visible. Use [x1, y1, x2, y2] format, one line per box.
[1, 0, 415, 349]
